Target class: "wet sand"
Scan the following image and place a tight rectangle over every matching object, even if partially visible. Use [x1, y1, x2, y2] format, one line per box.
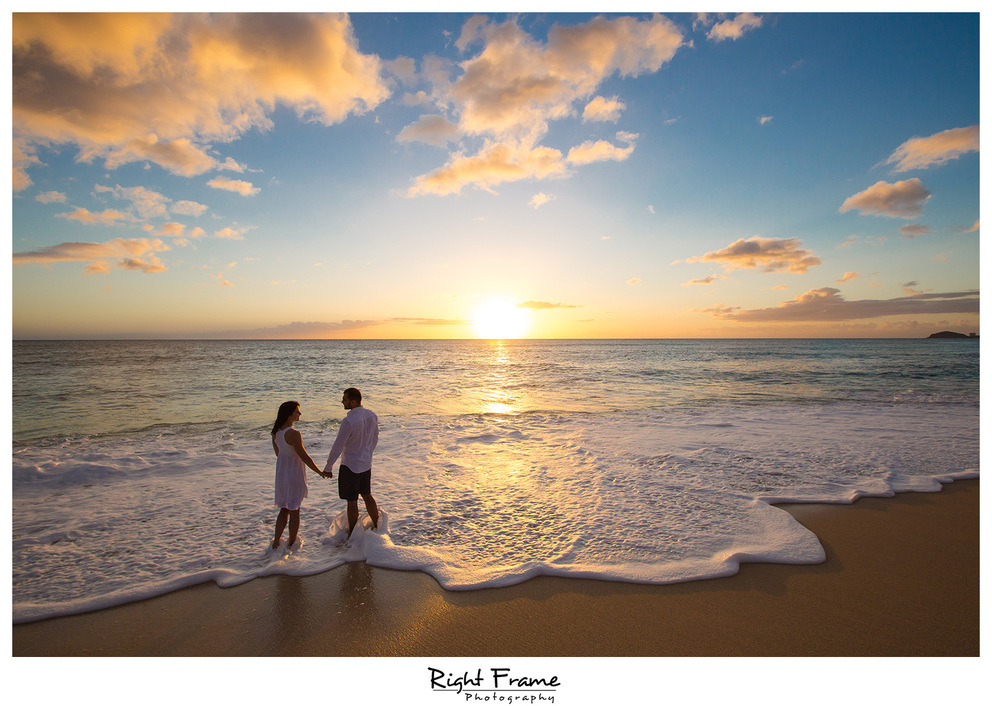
[13, 478, 978, 657]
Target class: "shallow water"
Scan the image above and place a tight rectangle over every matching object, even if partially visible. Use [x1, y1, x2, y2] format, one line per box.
[12, 339, 979, 622]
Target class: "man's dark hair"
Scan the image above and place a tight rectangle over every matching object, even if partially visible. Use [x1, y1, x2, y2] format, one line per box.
[344, 387, 362, 404]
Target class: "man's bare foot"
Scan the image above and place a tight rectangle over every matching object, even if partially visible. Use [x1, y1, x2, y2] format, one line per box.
[271, 538, 281, 549]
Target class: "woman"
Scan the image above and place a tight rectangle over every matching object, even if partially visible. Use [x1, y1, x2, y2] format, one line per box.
[270, 401, 327, 549]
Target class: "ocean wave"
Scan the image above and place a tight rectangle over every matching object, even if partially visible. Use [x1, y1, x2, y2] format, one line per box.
[11, 401, 979, 623]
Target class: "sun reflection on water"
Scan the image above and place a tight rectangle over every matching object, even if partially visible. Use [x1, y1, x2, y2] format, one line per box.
[481, 341, 516, 415]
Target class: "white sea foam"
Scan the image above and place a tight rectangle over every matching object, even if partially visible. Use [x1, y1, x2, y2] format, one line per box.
[12, 402, 978, 623]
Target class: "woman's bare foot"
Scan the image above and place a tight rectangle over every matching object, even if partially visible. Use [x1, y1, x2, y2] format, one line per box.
[272, 538, 281, 549]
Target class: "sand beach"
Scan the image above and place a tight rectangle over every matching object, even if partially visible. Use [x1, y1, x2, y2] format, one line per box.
[13, 478, 978, 657]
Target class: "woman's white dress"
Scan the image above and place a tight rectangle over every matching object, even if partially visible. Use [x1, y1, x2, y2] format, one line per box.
[274, 427, 308, 510]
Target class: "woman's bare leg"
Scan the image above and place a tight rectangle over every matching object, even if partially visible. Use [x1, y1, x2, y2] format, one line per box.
[287, 509, 301, 547]
[272, 508, 289, 548]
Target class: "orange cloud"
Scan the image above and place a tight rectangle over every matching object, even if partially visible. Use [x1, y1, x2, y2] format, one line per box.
[448, 15, 682, 137]
[517, 300, 580, 310]
[215, 226, 249, 240]
[156, 222, 187, 238]
[13, 13, 390, 188]
[450, 15, 682, 139]
[104, 136, 218, 177]
[207, 176, 260, 196]
[703, 288, 979, 322]
[118, 256, 167, 274]
[840, 179, 931, 219]
[405, 14, 683, 196]
[884, 125, 979, 172]
[57, 207, 131, 226]
[406, 141, 568, 196]
[682, 274, 722, 286]
[835, 271, 859, 284]
[567, 134, 636, 165]
[686, 236, 821, 274]
[13, 236, 170, 274]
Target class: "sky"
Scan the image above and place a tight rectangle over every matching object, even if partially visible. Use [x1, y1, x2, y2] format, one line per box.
[9, 10, 981, 339]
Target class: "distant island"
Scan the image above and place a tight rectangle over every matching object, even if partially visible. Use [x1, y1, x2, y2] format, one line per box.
[927, 331, 979, 339]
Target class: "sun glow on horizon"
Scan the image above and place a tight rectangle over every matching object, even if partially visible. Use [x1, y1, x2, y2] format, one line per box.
[472, 298, 531, 339]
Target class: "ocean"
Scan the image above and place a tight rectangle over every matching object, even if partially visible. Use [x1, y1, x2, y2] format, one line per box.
[11, 338, 979, 623]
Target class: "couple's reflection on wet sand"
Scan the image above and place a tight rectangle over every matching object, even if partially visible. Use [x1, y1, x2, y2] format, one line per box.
[259, 561, 380, 654]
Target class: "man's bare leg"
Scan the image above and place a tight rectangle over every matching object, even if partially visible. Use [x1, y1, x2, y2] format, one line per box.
[347, 500, 360, 534]
[362, 493, 379, 529]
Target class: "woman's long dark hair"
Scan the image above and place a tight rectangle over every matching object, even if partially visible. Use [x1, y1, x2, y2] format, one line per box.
[272, 401, 300, 435]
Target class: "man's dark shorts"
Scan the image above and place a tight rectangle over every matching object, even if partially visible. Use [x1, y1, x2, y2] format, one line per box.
[338, 465, 372, 501]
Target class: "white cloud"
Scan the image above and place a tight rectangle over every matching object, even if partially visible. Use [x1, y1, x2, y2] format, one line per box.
[401, 91, 433, 107]
[583, 96, 625, 123]
[707, 13, 763, 42]
[529, 192, 555, 209]
[567, 138, 636, 165]
[900, 224, 933, 238]
[383, 56, 418, 85]
[171, 200, 208, 217]
[95, 183, 171, 219]
[218, 157, 246, 173]
[455, 14, 489, 52]
[35, 191, 67, 203]
[397, 114, 460, 146]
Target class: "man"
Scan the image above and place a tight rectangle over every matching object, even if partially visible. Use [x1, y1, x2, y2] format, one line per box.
[324, 387, 380, 534]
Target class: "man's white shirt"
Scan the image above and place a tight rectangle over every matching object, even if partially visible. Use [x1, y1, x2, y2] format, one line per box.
[324, 406, 378, 473]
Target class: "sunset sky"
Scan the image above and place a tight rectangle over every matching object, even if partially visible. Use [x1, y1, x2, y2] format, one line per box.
[11, 11, 980, 339]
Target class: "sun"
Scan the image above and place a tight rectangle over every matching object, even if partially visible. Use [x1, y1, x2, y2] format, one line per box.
[472, 298, 531, 339]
